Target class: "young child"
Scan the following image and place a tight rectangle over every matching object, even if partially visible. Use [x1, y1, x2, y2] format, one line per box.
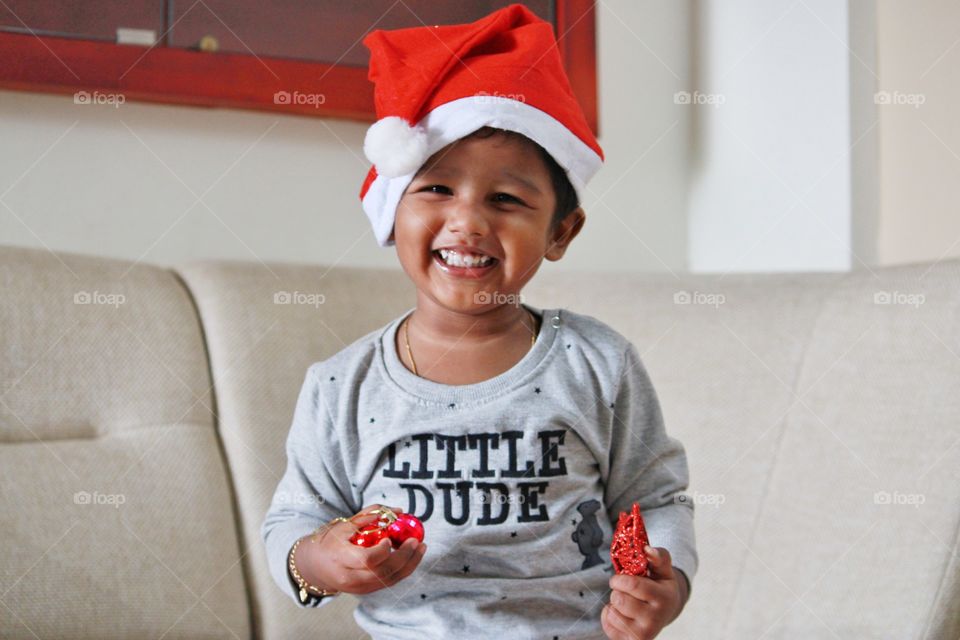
[261, 5, 698, 639]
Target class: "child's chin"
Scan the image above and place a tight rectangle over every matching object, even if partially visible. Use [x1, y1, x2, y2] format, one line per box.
[429, 287, 497, 313]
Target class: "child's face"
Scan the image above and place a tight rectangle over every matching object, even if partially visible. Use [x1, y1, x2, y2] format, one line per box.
[393, 132, 583, 313]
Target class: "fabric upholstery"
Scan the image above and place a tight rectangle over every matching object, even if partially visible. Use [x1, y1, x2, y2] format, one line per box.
[524, 263, 960, 639]
[0, 246, 250, 640]
[3, 242, 957, 639]
[174, 260, 416, 639]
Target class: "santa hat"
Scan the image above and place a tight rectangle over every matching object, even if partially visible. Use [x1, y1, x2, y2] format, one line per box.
[359, 3, 604, 247]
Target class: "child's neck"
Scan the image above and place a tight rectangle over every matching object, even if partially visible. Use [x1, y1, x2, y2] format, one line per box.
[398, 294, 539, 384]
[411, 295, 531, 344]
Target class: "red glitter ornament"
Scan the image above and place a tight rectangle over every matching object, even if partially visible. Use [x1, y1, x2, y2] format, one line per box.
[610, 503, 651, 576]
[351, 523, 388, 547]
[349, 507, 424, 549]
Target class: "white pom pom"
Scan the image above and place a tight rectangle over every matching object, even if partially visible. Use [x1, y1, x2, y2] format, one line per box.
[363, 116, 429, 177]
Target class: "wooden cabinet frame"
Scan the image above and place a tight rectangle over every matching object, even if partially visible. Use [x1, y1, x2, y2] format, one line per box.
[0, 1, 597, 133]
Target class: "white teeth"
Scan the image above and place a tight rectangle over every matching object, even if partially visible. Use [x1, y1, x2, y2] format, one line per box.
[438, 249, 493, 268]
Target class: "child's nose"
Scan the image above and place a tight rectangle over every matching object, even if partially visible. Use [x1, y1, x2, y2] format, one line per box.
[444, 202, 490, 237]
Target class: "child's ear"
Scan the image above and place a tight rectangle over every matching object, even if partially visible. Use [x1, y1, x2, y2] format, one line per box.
[545, 208, 585, 261]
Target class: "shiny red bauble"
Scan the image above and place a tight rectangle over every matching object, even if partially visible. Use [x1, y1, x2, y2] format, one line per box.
[349, 509, 424, 549]
[386, 513, 425, 547]
[351, 523, 388, 547]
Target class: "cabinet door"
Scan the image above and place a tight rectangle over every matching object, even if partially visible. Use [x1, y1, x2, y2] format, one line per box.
[0, 1, 597, 132]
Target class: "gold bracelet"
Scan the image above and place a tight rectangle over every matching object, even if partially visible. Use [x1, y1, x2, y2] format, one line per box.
[288, 516, 351, 603]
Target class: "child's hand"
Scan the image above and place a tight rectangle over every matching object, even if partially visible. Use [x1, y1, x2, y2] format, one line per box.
[312, 504, 427, 595]
[601, 546, 685, 640]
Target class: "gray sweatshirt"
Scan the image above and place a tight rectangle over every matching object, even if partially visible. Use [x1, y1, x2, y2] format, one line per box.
[261, 305, 698, 640]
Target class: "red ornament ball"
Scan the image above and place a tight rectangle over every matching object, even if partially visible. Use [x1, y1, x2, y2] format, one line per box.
[349, 508, 425, 549]
[351, 523, 387, 547]
[387, 513, 425, 547]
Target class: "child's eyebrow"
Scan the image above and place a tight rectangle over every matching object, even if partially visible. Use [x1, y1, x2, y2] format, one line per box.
[417, 164, 452, 178]
[500, 170, 543, 196]
[415, 165, 542, 196]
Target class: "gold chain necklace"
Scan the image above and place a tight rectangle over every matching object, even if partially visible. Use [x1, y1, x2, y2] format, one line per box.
[402, 309, 539, 377]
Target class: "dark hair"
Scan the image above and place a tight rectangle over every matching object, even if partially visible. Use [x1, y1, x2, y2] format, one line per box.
[465, 127, 580, 229]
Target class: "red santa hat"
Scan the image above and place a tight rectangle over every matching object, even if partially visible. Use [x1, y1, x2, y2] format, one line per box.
[359, 3, 604, 247]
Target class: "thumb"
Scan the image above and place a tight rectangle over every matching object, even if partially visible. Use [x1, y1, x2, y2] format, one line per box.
[645, 545, 675, 581]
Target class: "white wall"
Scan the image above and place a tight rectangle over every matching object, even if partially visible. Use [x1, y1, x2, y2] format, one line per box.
[0, 2, 692, 274]
[685, 0, 960, 272]
[876, 0, 960, 267]
[1, 1, 957, 273]
[685, 0, 861, 272]
[0, 90, 389, 270]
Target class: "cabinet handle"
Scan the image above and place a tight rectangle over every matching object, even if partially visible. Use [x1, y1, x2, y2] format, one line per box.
[198, 35, 219, 52]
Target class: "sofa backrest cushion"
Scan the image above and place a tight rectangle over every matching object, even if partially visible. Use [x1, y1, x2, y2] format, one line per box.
[0, 246, 250, 639]
[524, 261, 960, 639]
[177, 256, 960, 639]
[175, 260, 416, 639]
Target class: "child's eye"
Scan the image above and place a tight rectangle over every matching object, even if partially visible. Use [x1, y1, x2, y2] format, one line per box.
[420, 184, 451, 195]
[493, 192, 524, 205]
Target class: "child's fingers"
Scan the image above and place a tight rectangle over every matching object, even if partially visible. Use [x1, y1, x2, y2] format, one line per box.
[355, 503, 404, 519]
[609, 574, 654, 603]
[600, 605, 618, 638]
[610, 574, 637, 591]
[608, 588, 650, 620]
[381, 539, 427, 585]
[601, 603, 632, 638]
[326, 518, 368, 551]
[363, 537, 424, 588]
[348, 504, 406, 531]
[346, 536, 394, 570]
[645, 545, 675, 581]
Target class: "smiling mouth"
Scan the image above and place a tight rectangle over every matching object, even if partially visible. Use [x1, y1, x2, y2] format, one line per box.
[434, 248, 496, 267]
[431, 248, 499, 277]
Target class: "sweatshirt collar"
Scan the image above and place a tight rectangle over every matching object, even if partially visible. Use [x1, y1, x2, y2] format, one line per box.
[379, 304, 561, 405]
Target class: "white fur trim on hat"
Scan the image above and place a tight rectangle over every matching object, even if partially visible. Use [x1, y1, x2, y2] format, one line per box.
[363, 116, 429, 178]
[362, 96, 603, 247]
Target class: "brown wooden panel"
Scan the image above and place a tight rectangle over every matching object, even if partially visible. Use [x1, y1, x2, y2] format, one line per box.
[556, 0, 598, 135]
[168, 0, 552, 66]
[0, 1, 597, 133]
[0, 31, 373, 120]
[0, 1, 161, 41]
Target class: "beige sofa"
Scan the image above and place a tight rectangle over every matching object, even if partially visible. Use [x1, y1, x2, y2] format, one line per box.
[1, 243, 958, 639]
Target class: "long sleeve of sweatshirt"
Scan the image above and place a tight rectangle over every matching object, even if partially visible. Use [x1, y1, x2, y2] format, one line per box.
[604, 343, 698, 593]
[260, 364, 359, 608]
